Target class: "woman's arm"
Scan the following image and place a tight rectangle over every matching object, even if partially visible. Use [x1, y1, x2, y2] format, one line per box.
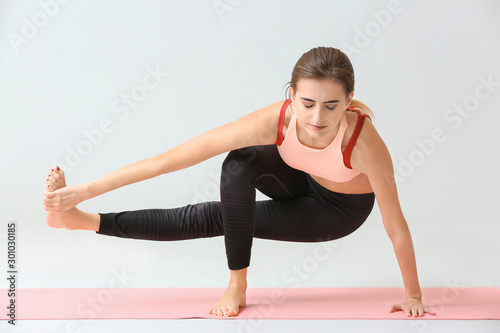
[351, 119, 434, 316]
[43, 101, 284, 211]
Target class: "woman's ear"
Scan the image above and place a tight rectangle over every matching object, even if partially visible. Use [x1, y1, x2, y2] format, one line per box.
[346, 91, 354, 106]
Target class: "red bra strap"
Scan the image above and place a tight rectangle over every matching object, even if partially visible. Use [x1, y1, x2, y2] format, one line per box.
[275, 99, 291, 146]
[343, 108, 371, 169]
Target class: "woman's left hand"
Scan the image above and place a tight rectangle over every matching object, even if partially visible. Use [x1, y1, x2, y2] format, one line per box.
[389, 297, 436, 317]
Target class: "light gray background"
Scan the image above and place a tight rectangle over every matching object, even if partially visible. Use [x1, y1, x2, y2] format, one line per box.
[1, 0, 499, 332]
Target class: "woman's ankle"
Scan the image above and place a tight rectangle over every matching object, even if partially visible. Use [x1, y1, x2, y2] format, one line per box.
[228, 267, 248, 289]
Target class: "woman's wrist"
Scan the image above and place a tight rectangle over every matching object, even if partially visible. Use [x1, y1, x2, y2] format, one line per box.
[405, 295, 422, 301]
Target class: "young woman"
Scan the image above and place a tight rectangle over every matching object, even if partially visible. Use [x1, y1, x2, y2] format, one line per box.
[43, 47, 435, 318]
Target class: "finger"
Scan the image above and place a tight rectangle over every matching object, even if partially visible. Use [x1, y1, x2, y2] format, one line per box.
[42, 198, 59, 210]
[43, 204, 59, 211]
[43, 201, 57, 209]
[44, 191, 56, 199]
[389, 305, 398, 312]
[43, 196, 56, 206]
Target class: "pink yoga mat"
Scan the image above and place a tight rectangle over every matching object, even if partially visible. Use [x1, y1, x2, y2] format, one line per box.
[1, 287, 499, 320]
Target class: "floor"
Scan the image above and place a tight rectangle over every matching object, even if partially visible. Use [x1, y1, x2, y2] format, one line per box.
[4, 319, 500, 333]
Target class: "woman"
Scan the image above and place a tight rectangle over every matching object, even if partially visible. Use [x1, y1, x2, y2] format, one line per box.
[43, 47, 435, 318]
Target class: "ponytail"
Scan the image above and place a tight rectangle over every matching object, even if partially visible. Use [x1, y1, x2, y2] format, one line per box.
[350, 98, 374, 118]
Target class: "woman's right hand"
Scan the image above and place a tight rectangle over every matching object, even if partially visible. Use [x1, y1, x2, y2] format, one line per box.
[43, 183, 87, 212]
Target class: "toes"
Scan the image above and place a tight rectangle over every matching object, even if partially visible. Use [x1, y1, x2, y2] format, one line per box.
[220, 306, 229, 316]
[209, 306, 238, 317]
[215, 307, 223, 316]
[46, 180, 54, 192]
[46, 166, 66, 190]
[46, 177, 55, 188]
[226, 308, 238, 316]
[211, 304, 225, 316]
[49, 171, 61, 185]
[54, 168, 66, 187]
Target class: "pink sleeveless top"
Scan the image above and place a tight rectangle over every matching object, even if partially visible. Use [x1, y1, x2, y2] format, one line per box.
[276, 99, 370, 183]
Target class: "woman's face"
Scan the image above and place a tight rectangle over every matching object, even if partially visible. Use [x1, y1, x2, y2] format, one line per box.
[290, 78, 353, 147]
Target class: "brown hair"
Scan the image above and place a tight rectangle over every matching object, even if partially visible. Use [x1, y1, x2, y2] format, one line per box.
[284, 46, 373, 117]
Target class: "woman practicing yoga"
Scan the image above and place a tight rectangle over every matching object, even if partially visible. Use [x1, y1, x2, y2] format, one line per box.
[43, 47, 435, 318]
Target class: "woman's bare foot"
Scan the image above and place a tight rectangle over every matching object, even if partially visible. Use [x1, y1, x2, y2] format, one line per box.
[209, 285, 247, 317]
[209, 268, 248, 317]
[45, 167, 100, 231]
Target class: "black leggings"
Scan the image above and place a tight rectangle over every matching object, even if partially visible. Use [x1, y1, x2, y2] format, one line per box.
[96, 145, 375, 270]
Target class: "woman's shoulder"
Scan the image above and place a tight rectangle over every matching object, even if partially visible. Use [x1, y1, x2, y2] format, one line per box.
[347, 110, 390, 175]
[345, 108, 380, 145]
[220, 100, 291, 146]
[267, 99, 292, 118]
[253, 99, 293, 129]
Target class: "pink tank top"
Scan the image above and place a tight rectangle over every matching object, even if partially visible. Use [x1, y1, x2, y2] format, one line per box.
[276, 99, 370, 183]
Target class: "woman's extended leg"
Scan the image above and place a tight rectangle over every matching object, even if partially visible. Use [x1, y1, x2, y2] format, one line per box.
[45, 168, 224, 239]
